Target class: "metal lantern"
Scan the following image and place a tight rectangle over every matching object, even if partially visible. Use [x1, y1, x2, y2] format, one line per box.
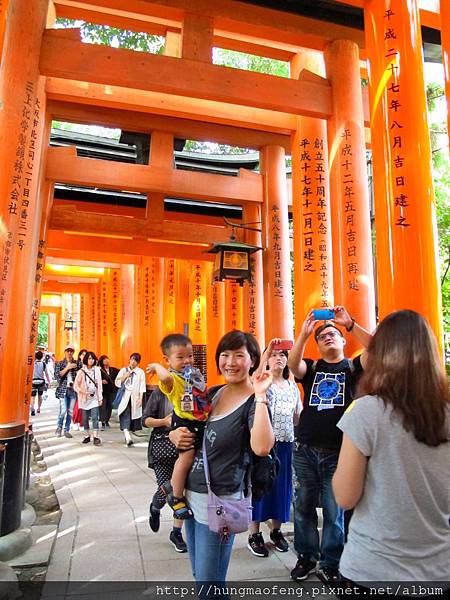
[64, 319, 77, 331]
[205, 240, 262, 286]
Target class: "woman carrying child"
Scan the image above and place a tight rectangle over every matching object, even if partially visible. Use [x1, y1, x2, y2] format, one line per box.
[169, 330, 274, 584]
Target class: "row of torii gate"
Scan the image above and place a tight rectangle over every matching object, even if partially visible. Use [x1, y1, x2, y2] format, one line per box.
[0, 0, 449, 537]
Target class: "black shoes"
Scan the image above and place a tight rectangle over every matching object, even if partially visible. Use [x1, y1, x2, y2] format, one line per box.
[148, 503, 161, 533]
[291, 554, 317, 581]
[169, 530, 187, 553]
[247, 532, 269, 557]
[270, 528, 289, 552]
[316, 565, 341, 586]
[82, 436, 91, 444]
[93, 437, 101, 446]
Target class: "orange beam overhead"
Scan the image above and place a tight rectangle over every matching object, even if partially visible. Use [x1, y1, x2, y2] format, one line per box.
[40, 29, 333, 119]
[46, 231, 215, 262]
[46, 146, 262, 205]
[43, 281, 94, 294]
[50, 100, 292, 151]
[50, 204, 238, 245]
[53, 200, 229, 227]
[53, 0, 366, 50]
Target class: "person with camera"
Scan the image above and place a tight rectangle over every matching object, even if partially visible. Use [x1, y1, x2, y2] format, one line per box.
[54, 345, 79, 438]
[287, 306, 371, 586]
[74, 351, 103, 446]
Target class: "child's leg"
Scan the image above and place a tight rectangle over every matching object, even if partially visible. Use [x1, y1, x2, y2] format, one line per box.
[171, 449, 195, 498]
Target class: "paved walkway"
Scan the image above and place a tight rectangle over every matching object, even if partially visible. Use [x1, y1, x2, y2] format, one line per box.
[32, 391, 301, 587]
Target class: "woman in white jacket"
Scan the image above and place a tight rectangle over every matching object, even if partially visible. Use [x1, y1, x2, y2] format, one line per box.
[115, 352, 146, 447]
[74, 351, 103, 446]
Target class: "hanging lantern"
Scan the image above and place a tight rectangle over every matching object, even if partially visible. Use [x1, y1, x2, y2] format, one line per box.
[64, 318, 77, 330]
[205, 240, 262, 286]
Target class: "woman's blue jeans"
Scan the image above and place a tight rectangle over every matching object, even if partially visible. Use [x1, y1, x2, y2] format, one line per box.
[292, 443, 344, 570]
[184, 517, 235, 586]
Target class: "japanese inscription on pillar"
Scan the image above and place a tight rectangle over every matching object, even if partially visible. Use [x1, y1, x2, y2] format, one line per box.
[270, 205, 283, 299]
[383, 7, 409, 228]
[194, 264, 202, 333]
[298, 136, 332, 306]
[111, 269, 119, 336]
[339, 128, 360, 291]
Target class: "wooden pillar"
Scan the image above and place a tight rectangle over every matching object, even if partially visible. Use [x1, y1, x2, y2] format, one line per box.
[188, 261, 208, 376]
[181, 13, 213, 63]
[99, 273, 109, 356]
[60, 294, 71, 354]
[72, 294, 80, 351]
[291, 52, 334, 358]
[120, 265, 136, 364]
[142, 257, 164, 365]
[108, 268, 121, 365]
[0, 0, 48, 535]
[440, 0, 450, 156]
[95, 283, 102, 355]
[206, 271, 225, 386]
[260, 145, 294, 342]
[48, 312, 57, 353]
[225, 281, 243, 332]
[324, 39, 376, 354]
[163, 259, 177, 335]
[89, 288, 97, 354]
[242, 203, 265, 349]
[364, 0, 443, 350]
[176, 260, 190, 335]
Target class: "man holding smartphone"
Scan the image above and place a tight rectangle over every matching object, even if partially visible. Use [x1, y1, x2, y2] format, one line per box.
[288, 306, 371, 586]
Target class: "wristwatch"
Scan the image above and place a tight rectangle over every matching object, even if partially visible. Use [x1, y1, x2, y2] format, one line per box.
[254, 395, 269, 405]
[346, 317, 356, 332]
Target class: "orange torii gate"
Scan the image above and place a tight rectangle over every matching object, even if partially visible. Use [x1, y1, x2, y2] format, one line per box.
[0, 0, 445, 539]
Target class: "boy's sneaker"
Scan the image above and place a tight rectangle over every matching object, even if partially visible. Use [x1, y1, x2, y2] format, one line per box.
[82, 436, 91, 444]
[290, 554, 316, 581]
[148, 503, 161, 533]
[93, 437, 101, 446]
[64, 431, 73, 439]
[55, 428, 62, 437]
[270, 529, 289, 552]
[247, 532, 269, 557]
[316, 566, 341, 586]
[169, 530, 187, 553]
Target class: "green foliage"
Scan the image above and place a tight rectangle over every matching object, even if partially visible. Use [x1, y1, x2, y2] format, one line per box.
[213, 48, 289, 77]
[56, 18, 164, 53]
[37, 313, 48, 348]
[435, 160, 450, 334]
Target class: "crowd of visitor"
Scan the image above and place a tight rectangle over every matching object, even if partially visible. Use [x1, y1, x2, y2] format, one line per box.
[30, 305, 450, 590]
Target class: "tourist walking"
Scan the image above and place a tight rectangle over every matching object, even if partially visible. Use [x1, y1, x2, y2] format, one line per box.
[98, 355, 119, 430]
[54, 345, 78, 438]
[30, 350, 51, 416]
[74, 351, 103, 446]
[72, 348, 87, 431]
[115, 353, 146, 446]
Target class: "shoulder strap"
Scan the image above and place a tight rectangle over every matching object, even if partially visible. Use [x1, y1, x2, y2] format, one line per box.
[347, 358, 354, 373]
[84, 370, 97, 386]
[312, 360, 318, 373]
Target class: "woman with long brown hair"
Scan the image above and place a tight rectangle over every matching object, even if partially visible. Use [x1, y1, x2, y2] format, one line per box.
[332, 310, 450, 582]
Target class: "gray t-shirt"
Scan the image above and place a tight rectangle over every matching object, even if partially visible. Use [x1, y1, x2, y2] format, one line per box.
[186, 393, 255, 497]
[338, 395, 450, 582]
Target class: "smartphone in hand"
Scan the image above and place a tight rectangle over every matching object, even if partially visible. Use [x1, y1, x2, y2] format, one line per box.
[273, 339, 294, 351]
[313, 309, 335, 321]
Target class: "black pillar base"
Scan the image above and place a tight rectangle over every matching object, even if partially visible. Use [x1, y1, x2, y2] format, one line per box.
[1, 433, 25, 536]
